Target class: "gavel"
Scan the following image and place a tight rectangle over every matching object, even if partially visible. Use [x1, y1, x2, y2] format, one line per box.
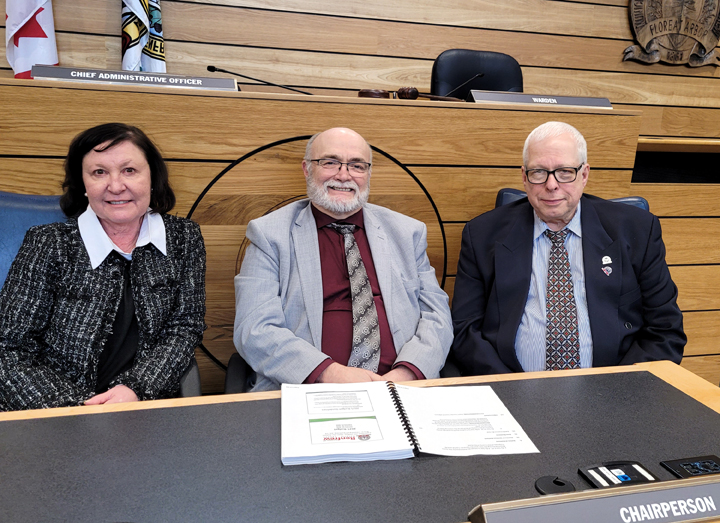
[358, 87, 462, 101]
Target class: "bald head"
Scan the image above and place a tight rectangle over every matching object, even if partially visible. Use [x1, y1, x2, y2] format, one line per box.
[304, 128, 372, 166]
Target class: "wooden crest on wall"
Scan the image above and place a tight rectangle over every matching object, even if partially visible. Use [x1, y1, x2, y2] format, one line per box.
[624, 0, 720, 66]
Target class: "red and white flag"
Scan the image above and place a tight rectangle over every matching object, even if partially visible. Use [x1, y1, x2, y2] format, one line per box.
[5, 0, 58, 79]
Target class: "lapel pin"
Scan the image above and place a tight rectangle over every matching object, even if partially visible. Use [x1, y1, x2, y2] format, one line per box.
[602, 256, 612, 265]
[602, 267, 612, 276]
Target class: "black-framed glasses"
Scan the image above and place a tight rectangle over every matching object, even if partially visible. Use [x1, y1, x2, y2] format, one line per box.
[525, 164, 584, 184]
[310, 158, 371, 174]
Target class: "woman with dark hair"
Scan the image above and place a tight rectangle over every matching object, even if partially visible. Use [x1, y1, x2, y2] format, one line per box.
[0, 123, 206, 410]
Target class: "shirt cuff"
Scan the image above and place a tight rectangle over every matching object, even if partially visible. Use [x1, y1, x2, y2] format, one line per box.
[393, 362, 425, 380]
[304, 358, 334, 384]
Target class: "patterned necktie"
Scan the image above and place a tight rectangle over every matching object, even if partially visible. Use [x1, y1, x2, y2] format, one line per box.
[545, 229, 581, 370]
[327, 223, 381, 372]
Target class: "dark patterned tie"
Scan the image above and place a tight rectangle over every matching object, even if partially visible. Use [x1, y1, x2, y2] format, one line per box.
[328, 223, 381, 372]
[545, 229, 581, 370]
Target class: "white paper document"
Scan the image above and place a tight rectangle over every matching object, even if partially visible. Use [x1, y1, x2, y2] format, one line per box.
[395, 383, 539, 456]
[281, 382, 413, 465]
[280, 381, 538, 466]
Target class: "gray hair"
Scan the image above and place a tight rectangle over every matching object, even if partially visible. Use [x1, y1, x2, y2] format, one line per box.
[522, 121, 587, 166]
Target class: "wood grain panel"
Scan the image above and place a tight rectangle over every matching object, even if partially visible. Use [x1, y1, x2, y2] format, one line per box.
[0, 159, 65, 195]
[681, 355, 720, 386]
[2, 0, 710, 82]
[0, 82, 641, 168]
[633, 184, 720, 217]
[113, 2, 718, 77]
[9, 33, 717, 110]
[415, 168, 633, 222]
[661, 219, 720, 265]
[184, 0, 632, 39]
[617, 105, 720, 140]
[683, 311, 720, 357]
[671, 266, 720, 312]
[524, 68, 720, 109]
[0, 0, 633, 40]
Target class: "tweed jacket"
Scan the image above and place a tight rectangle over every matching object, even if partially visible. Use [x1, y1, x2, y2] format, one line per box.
[0, 214, 206, 411]
[234, 200, 453, 391]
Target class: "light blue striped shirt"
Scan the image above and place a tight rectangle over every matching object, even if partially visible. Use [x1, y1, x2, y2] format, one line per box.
[514, 202, 593, 371]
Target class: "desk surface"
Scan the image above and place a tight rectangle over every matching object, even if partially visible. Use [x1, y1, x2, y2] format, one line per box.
[1, 362, 719, 523]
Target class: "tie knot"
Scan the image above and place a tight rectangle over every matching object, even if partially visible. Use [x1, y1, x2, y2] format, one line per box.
[328, 223, 356, 236]
[545, 228, 569, 245]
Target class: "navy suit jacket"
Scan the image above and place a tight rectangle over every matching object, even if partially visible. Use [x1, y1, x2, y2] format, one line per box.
[450, 194, 685, 375]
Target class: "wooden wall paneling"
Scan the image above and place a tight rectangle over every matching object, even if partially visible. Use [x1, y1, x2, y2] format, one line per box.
[671, 266, 720, 312]
[0, 159, 65, 195]
[183, 0, 632, 39]
[414, 168, 634, 223]
[158, 3, 715, 79]
[1, 0, 633, 40]
[9, 38, 719, 111]
[3, 0, 712, 84]
[683, 311, 720, 357]
[524, 69, 720, 109]
[0, 82, 642, 167]
[661, 219, 720, 265]
[633, 184, 720, 217]
[617, 105, 720, 140]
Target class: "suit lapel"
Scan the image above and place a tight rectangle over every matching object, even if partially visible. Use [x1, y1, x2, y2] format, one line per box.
[580, 197, 623, 366]
[291, 202, 324, 349]
[495, 205, 534, 363]
[364, 207, 392, 318]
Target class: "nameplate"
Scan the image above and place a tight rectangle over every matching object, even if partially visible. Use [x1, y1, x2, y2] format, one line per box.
[31, 65, 237, 91]
[469, 476, 720, 523]
[469, 90, 612, 108]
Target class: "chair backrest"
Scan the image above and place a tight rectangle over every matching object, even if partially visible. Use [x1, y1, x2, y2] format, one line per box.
[0, 191, 66, 287]
[494, 188, 650, 211]
[179, 356, 202, 397]
[431, 49, 523, 100]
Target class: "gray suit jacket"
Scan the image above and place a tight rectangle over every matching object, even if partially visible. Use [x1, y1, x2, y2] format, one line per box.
[234, 200, 452, 391]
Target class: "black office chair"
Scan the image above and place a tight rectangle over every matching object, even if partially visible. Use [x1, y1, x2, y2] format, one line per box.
[430, 49, 523, 100]
[224, 352, 255, 393]
[494, 188, 650, 211]
[179, 357, 202, 397]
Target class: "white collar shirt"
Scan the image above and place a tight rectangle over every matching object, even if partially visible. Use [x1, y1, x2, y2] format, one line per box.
[78, 206, 167, 269]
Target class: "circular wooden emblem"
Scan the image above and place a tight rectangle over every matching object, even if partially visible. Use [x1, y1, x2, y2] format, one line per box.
[625, 1, 720, 66]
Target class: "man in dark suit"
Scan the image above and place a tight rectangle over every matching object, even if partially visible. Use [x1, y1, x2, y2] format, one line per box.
[450, 121, 685, 375]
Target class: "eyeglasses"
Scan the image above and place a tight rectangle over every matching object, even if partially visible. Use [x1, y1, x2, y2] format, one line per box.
[525, 164, 584, 184]
[310, 158, 371, 174]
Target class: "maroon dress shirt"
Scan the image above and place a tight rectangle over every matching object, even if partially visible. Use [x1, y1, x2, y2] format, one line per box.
[304, 205, 423, 383]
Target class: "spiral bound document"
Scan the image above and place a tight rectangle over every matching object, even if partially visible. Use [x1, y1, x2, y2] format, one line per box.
[281, 382, 538, 466]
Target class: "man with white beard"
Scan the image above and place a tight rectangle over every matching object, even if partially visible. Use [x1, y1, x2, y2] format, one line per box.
[233, 128, 452, 391]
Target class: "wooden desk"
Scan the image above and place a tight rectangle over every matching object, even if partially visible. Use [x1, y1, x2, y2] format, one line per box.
[0, 79, 642, 392]
[1, 362, 719, 523]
